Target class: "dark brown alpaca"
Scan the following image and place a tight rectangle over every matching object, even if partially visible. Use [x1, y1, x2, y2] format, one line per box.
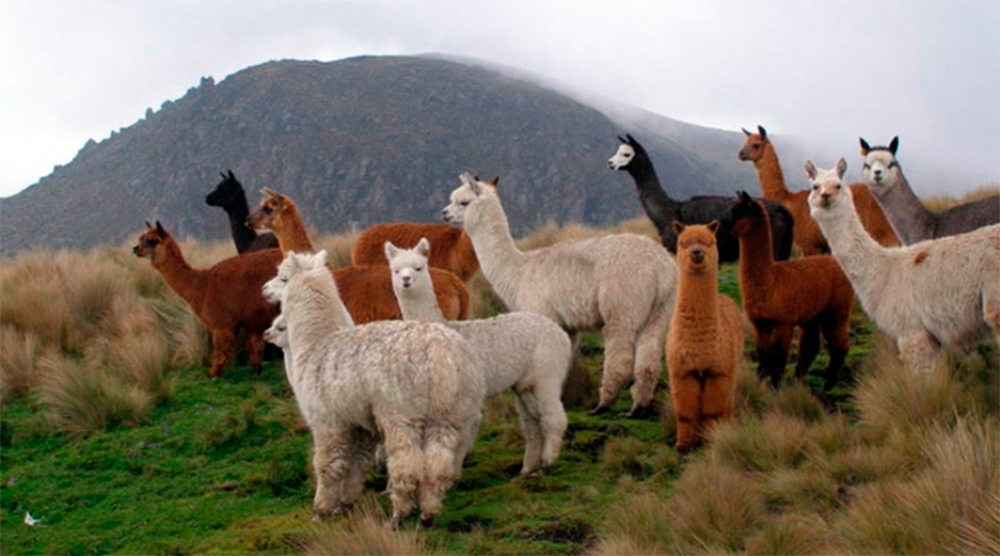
[729, 192, 855, 393]
[246, 188, 470, 321]
[739, 125, 899, 255]
[205, 170, 279, 254]
[132, 221, 279, 378]
[351, 222, 480, 282]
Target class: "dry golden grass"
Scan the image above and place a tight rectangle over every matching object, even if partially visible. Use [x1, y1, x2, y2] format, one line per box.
[0, 326, 45, 402]
[921, 183, 1000, 212]
[299, 495, 430, 556]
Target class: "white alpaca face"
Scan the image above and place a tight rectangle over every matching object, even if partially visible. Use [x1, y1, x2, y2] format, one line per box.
[263, 313, 288, 348]
[264, 250, 328, 304]
[386, 241, 431, 296]
[442, 173, 485, 225]
[806, 161, 850, 216]
[862, 150, 901, 193]
[607, 144, 635, 170]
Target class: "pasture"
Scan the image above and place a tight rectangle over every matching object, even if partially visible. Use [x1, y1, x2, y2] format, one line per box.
[1, 216, 997, 555]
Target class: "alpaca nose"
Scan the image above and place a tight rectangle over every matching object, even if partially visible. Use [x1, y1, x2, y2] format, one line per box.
[441, 209, 451, 223]
[691, 248, 704, 263]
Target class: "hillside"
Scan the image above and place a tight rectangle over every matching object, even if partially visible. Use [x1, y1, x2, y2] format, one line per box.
[0, 55, 760, 255]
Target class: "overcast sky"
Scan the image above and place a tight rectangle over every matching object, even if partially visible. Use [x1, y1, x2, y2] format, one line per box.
[2, 0, 998, 199]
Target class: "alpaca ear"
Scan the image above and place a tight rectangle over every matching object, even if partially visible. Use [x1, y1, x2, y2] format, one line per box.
[889, 136, 899, 155]
[459, 172, 475, 186]
[672, 221, 685, 236]
[155, 221, 167, 237]
[416, 237, 431, 257]
[804, 160, 817, 180]
[617, 135, 627, 143]
[757, 125, 767, 139]
[742, 127, 751, 136]
[220, 171, 228, 180]
[738, 191, 753, 204]
[706, 220, 720, 233]
[836, 157, 848, 178]
[384, 241, 399, 261]
[313, 250, 328, 268]
[625, 133, 636, 145]
[145, 220, 152, 229]
[859, 137, 870, 156]
[489, 176, 500, 187]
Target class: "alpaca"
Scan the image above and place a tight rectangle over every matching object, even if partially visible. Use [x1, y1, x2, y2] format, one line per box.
[205, 170, 279, 254]
[807, 158, 1000, 376]
[739, 125, 899, 254]
[609, 133, 795, 261]
[442, 172, 677, 417]
[860, 136, 1000, 244]
[132, 221, 279, 377]
[666, 222, 744, 453]
[272, 250, 485, 528]
[385, 238, 572, 475]
[246, 187, 470, 321]
[352, 222, 480, 281]
[729, 192, 855, 391]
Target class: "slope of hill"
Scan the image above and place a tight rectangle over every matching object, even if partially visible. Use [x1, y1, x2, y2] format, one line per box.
[0, 55, 759, 255]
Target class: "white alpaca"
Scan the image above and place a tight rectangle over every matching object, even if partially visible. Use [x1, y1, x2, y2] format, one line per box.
[442, 173, 677, 417]
[805, 158, 1000, 375]
[386, 238, 572, 476]
[266, 250, 486, 528]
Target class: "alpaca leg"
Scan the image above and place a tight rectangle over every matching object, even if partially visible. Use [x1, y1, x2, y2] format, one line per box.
[418, 424, 463, 528]
[821, 322, 852, 391]
[311, 426, 354, 519]
[209, 329, 237, 378]
[794, 324, 821, 381]
[379, 417, 423, 529]
[513, 391, 544, 476]
[670, 370, 704, 453]
[754, 322, 792, 388]
[246, 330, 266, 376]
[897, 333, 941, 377]
[592, 320, 637, 414]
[337, 427, 378, 510]
[984, 291, 1000, 345]
[627, 318, 668, 417]
[535, 382, 568, 473]
[699, 369, 736, 441]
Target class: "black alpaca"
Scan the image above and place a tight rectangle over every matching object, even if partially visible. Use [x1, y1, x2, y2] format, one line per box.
[608, 134, 795, 262]
[206, 170, 279, 254]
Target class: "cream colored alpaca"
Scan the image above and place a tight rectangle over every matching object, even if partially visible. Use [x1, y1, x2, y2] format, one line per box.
[268, 250, 485, 529]
[666, 222, 744, 453]
[806, 158, 1000, 376]
[442, 173, 677, 417]
[386, 238, 572, 475]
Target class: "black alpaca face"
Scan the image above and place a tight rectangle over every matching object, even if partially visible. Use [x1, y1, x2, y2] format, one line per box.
[206, 171, 242, 207]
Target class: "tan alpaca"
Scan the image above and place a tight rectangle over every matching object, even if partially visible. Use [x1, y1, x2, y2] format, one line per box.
[739, 125, 899, 254]
[666, 222, 744, 453]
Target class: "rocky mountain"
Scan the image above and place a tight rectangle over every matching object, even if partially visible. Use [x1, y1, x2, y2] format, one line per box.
[0, 55, 763, 255]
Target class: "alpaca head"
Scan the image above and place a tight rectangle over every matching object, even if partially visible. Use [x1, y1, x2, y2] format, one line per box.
[263, 312, 288, 348]
[442, 172, 500, 226]
[132, 221, 174, 263]
[247, 187, 298, 232]
[385, 238, 433, 297]
[264, 250, 328, 305]
[674, 221, 719, 275]
[738, 125, 770, 162]
[859, 136, 902, 195]
[805, 158, 852, 220]
[728, 191, 767, 237]
[205, 170, 243, 208]
[607, 134, 645, 170]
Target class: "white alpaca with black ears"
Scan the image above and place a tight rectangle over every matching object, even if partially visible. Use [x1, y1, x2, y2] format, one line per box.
[806, 158, 1000, 376]
[386, 239, 572, 476]
[860, 136, 1000, 244]
[443, 172, 677, 417]
[267, 250, 485, 529]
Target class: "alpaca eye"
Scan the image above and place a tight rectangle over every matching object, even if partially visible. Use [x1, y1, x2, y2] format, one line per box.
[812, 185, 819, 191]
[262, 206, 273, 214]
[863, 163, 870, 170]
[144, 239, 157, 248]
[836, 184, 842, 190]
[888, 162, 898, 168]
[415, 266, 424, 272]
[460, 200, 470, 206]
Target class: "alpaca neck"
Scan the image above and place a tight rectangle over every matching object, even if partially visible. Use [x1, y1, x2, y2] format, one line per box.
[286, 273, 354, 379]
[877, 170, 935, 244]
[153, 241, 208, 310]
[814, 201, 890, 313]
[223, 193, 258, 253]
[675, 269, 721, 326]
[737, 216, 777, 297]
[394, 285, 445, 323]
[466, 195, 527, 307]
[625, 154, 680, 226]
[275, 205, 315, 254]
[753, 144, 794, 203]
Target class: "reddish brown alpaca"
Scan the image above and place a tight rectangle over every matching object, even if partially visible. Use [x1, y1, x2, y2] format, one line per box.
[739, 125, 899, 255]
[132, 221, 279, 378]
[351, 222, 480, 282]
[729, 192, 855, 393]
[667, 222, 744, 453]
[246, 188, 470, 321]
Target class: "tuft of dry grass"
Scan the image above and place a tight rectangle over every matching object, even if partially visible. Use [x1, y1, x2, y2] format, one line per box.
[299, 495, 430, 556]
[708, 413, 812, 473]
[0, 326, 45, 403]
[743, 513, 835, 556]
[921, 183, 1000, 212]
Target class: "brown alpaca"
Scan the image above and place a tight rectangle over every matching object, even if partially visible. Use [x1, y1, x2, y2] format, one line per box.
[729, 192, 855, 393]
[351, 222, 480, 282]
[246, 188, 470, 321]
[132, 221, 279, 378]
[667, 222, 744, 453]
[739, 125, 899, 255]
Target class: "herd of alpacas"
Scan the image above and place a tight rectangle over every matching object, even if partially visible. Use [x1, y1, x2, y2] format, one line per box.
[133, 130, 1000, 528]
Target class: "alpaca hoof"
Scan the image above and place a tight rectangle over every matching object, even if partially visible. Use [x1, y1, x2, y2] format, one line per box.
[587, 404, 609, 416]
[418, 515, 435, 529]
[623, 405, 654, 420]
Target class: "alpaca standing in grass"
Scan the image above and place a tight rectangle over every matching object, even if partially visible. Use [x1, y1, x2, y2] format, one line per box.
[205, 170, 279, 254]
[352, 222, 480, 281]
[386, 238, 571, 475]
[132, 221, 279, 377]
[609, 133, 795, 261]
[860, 137, 1000, 244]
[271, 250, 485, 528]
[739, 125, 899, 254]
[730, 192, 855, 391]
[443, 172, 677, 417]
[247, 187, 470, 321]
[666, 222, 744, 453]
[807, 158, 1000, 375]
